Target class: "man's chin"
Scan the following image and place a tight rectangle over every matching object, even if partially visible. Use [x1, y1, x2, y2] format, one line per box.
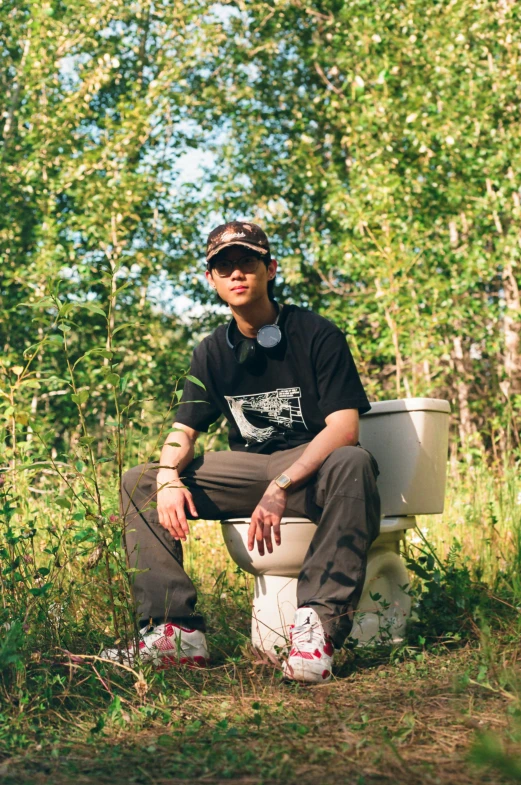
[228, 293, 256, 307]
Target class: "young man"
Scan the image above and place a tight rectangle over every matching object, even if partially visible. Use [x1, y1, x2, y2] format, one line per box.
[107, 221, 380, 682]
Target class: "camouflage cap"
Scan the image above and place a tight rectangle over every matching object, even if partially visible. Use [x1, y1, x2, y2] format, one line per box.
[206, 221, 270, 265]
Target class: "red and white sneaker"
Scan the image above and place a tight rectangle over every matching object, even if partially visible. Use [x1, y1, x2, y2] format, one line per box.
[283, 607, 334, 683]
[101, 622, 209, 669]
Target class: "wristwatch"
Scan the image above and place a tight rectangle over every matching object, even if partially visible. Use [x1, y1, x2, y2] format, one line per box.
[274, 473, 292, 490]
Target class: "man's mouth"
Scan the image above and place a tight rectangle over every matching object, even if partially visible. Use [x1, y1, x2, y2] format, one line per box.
[231, 286, 248, 292]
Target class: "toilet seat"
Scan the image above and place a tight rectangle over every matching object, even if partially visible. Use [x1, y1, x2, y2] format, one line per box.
[222, 515, 417, 530]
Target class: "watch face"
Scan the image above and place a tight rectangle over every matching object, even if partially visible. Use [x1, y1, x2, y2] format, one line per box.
[276, 474, 291, 489]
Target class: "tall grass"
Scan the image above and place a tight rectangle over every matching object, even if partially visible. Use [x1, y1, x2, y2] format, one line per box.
[419, 459, 521, 595]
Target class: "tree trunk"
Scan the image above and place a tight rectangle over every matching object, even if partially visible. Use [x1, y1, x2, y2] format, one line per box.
[375, 277, 403, 397]
[451, 335, 477, 453]
[501, 261, 521, 397]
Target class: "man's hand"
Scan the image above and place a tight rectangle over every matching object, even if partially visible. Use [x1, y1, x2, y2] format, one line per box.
[248, 481, 288, 555]
[157, 472, 198, 541]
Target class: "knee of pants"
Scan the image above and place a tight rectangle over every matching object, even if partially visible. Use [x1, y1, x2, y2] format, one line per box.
[325, 445, 374, 476]
[121, 464, 149, 497]
[319, 446, 377, 494]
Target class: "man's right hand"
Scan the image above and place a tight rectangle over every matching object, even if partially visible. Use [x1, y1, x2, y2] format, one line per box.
[156, 472, 198, 541]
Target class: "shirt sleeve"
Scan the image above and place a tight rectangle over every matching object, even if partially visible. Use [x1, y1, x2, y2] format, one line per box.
[312, 326, 371, 418]
[174, 345, 222, 433]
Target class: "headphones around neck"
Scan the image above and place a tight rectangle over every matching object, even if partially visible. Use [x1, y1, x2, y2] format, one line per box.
[226, 303, 283, 366]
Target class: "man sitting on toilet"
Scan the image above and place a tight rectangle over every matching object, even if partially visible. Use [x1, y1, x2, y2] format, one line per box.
[108, 221, 381, 683]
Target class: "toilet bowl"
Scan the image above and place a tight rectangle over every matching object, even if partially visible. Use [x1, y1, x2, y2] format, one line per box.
[221, 398, 450, 653]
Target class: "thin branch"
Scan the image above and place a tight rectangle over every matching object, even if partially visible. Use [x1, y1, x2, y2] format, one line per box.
[313, 61, 345, 96]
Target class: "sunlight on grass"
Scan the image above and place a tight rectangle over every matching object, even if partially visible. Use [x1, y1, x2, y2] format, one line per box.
[1, 454, 521, 785]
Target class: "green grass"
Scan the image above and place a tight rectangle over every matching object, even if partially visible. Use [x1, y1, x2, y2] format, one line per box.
[0, 457, 521, 784]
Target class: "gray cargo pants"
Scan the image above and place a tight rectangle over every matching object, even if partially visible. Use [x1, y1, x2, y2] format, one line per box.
[120, 444, 380, 648]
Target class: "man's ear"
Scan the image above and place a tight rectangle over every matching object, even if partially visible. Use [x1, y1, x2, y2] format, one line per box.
[205, 268, 216, 288]
[267, 257, 278, 280]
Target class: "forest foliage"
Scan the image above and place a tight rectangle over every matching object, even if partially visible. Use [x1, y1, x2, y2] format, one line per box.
[1, 0, 520, 465]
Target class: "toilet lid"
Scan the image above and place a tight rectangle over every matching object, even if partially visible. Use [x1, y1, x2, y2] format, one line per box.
[362, 398, 451, 416]
[222, 517, 313, 525]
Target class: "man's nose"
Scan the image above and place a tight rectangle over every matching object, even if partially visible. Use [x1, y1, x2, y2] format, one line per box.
[230, 264, 246, 278]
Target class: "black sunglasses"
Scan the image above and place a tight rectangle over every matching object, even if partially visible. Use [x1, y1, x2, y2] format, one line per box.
[210, 254, 266, 278]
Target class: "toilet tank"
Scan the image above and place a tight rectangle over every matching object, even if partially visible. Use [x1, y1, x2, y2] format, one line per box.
[359, 398, 450, 516]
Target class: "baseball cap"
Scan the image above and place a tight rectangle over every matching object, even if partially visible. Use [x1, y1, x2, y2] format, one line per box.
[206, 221, 270, 265]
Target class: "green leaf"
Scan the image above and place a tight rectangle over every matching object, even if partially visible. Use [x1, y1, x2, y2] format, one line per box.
[106, 373, 120, 387]
[29, 583, 52, 596]
[71, 390, 89, 405]
[59, 303, 76, 318]
[113, 281, 132, 297]
[20, 462, 53, 470]
[185, 375, 206, 390]
[85, 348, 113, 360]
[113, 322, 138, 336]
[78, 436, 95, 447]
[80, 302, 106, 318]
[90, 716, 105, 735]
[3, 556, 21, 574]
[26, 296, 55, 309]
[108, 696, 122, 718]
[406, 561, 432, 582]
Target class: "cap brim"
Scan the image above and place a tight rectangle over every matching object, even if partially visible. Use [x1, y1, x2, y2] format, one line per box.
[206, 241, 269, 263]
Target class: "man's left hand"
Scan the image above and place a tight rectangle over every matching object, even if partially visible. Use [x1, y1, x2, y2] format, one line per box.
[248, 481, 288, 555]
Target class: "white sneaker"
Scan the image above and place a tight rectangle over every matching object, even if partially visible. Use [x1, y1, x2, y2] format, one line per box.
[283, 607, 334, 683]
[101, 622, 209, 669]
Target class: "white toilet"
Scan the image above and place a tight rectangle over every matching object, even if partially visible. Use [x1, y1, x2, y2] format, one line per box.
[221, 398, 450, 653]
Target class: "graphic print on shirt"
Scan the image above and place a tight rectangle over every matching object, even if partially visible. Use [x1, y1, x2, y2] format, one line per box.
[224, 387, 308, 444]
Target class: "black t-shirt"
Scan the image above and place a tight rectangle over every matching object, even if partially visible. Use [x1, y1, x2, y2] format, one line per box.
[176, 304, 370, 454]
